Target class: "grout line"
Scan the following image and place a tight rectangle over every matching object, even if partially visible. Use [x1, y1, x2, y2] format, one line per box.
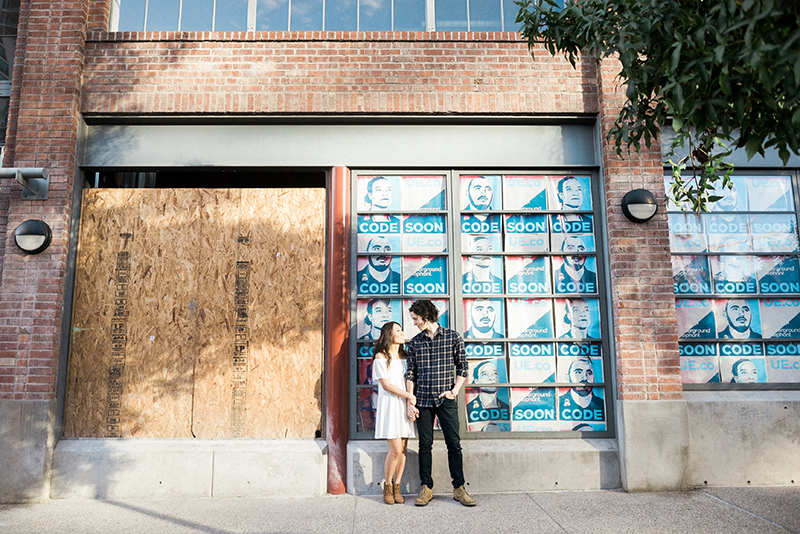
[701, 490, 798, 534]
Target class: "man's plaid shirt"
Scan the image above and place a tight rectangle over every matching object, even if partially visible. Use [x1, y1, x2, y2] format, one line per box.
[404, 325, 469, 408]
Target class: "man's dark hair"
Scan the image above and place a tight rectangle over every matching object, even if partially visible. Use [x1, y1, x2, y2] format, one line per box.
[409, 299, 439, 324]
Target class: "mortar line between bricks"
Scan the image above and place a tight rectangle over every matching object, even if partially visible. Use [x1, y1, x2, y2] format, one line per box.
[701, 490, 798, 534]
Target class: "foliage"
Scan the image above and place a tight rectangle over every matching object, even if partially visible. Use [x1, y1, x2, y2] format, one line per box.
[516, 0, 800, 212]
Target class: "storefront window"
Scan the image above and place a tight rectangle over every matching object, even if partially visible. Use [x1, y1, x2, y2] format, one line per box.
[353, 171, 610, 437]
[667, 174, 800, 385]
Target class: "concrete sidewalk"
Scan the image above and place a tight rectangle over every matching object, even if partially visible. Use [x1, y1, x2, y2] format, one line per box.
[1, 486, 799, 534]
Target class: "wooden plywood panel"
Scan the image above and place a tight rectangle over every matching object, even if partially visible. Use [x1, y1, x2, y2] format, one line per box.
[65, 187, 326, 439]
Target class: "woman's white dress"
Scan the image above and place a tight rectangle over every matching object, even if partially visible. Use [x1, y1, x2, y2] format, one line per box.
[372, 358, 417, 439]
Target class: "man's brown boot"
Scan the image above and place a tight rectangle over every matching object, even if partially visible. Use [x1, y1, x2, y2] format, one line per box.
[383, 481, 395, 504]
[453, 485, 476, 506]
[393, 484, 404, 504]
[414, 484, 433, 506]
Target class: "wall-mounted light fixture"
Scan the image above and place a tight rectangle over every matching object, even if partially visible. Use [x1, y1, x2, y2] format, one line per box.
[621, 189, 659, 223]
[0, 167, 50, 200]
[14, 219, 52, 254]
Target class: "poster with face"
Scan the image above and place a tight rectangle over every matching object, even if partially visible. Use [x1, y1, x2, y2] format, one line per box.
[672, 255, 712, 295]
[402, 298, 449, 338]
[503, 214, 549, 253]
[461, 254, 503, 294]
[356, 256, 402, 295]
[506, 256, 550, 294]
[552, 255, 598, 294]
[510, 387, 557, 432]
[548, 176, 592, 211]
[757, 256, 800, 294]
[676, 298, 716, 340]
[358, 175, 400, 212]
[461, 175, 502, 211]
[551, 234, 595, 256]
[463, 298, 505, 339]
[356, 234, 401, 254]
[710, 254, 756, 294]
[461, 233, 502, 255]
[558, 386, 605, 423]
[557, 352, 602, 385]
[765, 343, 800, 382]
[554, 298, 601, 339]
[709, 176, 748, 212]
[750, 214, 799, 253]
[356, 299, 402, 340]
[401, 215, 447, 253]
[400, 175, 447, 210]
[759, 298, 800, 338]
[720, 356, 766, 383]
[679, 343, 720, 383]
[509, 343, 556, 383]
[668, 214, 707, 253]
[502, 175, 547, 211]
[506, 298, 553, 339]
[465, 358, 510, 428]
[745, 175, 794, 212]
[402, 256, 448, 295]
[715, 298, 762, 339]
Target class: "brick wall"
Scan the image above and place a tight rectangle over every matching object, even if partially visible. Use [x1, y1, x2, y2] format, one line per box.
[0, 0, 88, 400]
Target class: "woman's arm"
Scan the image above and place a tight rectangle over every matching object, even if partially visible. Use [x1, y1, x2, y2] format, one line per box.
[378, 378, 416, 405]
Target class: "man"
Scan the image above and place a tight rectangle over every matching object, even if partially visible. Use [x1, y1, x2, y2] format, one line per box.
[559, 299, 595, 339]
[730, 358, 759, 383]
[557, 176, 584, 210]
[465, 176, 494, 211]
[404, 299, 475, 507]
[554, 236, 597, 293]
[465, 299, 504, 339]
[358, 299, 393, 340]
[462, 236, 503, 294]
[718, 299, 762, 339]
[357, 236, 401, 294]
[557, 357, 605, 422]
[466, 360, 509, 423]
[713, 237, 755, 292]
[362, 176, 400, 226]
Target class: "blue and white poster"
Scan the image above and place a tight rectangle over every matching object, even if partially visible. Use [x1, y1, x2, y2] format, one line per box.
[552, 255, 598, 294]
[400, 175, 446, 210]
[506, 256, 550, 294]
[759, 298, 800, 338]
[511, 387, 557, 432]
[707, 233, 752, 254]
[462, 255, 503, 294]
[745, 175, 794, 212]
[461, 233, 503, 254]
[402, 298, 449, 338]
[463, 298, 505, 339]
[551, 234, 595, 255]
[547, 176, 592, 211]
[356, 298, 402, 341]
[465, 342, 505, 360]
[556, 353, 602, 385]
[506, 298, 553, 339]
[402, 256, 448, 295]
[750, 214, 799, 253]
[672, 255, 712, 295]
[719, 356, 767, 383]
[357, 215, 401, 234]
[402, 215, 448, 253]
[509, 343, 556, 383]
[679, 343, 720, 383]
[466, 359, 510, 429]
[765, 343, 800, 382]
[715, 298, 762, 339]
[669, 214, 707, 253]
[461, 175, 502, 211]
[461, 213, 502, 235]
[676, 298, 716, 340]
[757, 256, 800, 294]
[558, 386, 605, 423]
[358, 175, 401, 212]
[356, 234, 401, 254]
[356, 256, 402, 295]
[503, 214, 549, 253]
[710, 254, 756, 294]
[709, 176, 748, 212]
[704, 213, 750, 238]
[502, 175, 547, 211]
[554, 298, 601, 339]
[551, 214, 593, 235]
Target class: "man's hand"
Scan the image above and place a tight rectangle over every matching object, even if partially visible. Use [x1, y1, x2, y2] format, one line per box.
[406, 400, 419, 421]
[438, 390, 456, 400]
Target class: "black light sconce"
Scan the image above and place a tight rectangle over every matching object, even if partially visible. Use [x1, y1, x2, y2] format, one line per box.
[14, 219, 52, 254]
[621, 189, 659, 223]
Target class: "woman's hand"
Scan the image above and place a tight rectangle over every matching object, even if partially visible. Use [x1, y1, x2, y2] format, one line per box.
[407, 394, 417, 405]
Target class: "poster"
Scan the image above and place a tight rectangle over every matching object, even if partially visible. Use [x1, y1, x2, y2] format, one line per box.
[509, 343, 556, 383]
[551, 214, 593, 235]
[750, 214, 799, 253]
[556, 344, 602, 384]
[552, 255, 598, 294]
[757, 256, 800, 294]
[710, 254, 756, 294]
[503, 214, 549, 253]
[399, 175, 446, 210]
[709, 176, 748, 212]
[461, 213, 502, 235]
[463, 298, 505, 339]
[557, 386, 605, 423]
[679, 343, 720, 383]
[765, 343, 800, 382]
[502, 175, 547, 210]
[402, 256, 448, 295]
[676, 298, 716, 339]
[465, 342, 505, 360]
[465, 358, 510, 429]
[506, 256, 550, 294]
[672, 255, 711, 295]
[356, 234, 401, 254]
[506, 298, 552, 339]
[461, 232, 503, 254]
[358, 175, 401, 212]
[714, 298, 762, 339]
[719, 356, 766, 383]
[554, 298, 601, 339]
[402, 215, 448, 253]
[547, 176, 592, 211]
[461, 175, 502, 211]
[356, 299, 402, 340]
[551, 233, 595, 255]
[759, 298, 800, 338]
[356, 256, 402, 295]
[358, 387, 377, 432]
[510, 387, 557, 432]
[669, 214, 707, 253]
[745, 175, 794, 212]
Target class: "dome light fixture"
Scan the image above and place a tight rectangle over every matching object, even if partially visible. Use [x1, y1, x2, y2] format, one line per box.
[14, 219, 52, 254]
[621, 189, 659, 223]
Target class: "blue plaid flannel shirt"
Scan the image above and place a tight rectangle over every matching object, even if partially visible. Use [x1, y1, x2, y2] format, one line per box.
[404, 325, 469, 408]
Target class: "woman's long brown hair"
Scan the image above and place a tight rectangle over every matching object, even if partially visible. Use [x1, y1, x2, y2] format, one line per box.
[372, 321, 406, 368]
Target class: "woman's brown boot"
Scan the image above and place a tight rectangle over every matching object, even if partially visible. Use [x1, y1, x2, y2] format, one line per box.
[393, 484, 405, 504]
[383, 481, 395, 504]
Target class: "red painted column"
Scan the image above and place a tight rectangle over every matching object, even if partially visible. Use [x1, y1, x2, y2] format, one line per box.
[325, 166, 350, 494]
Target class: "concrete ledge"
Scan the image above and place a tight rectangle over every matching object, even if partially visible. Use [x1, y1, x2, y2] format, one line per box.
[685, 391, 800, 487]
[0, 400, 55, 503]
[51, 439, 327, 499]
[348, 438, 620, 495]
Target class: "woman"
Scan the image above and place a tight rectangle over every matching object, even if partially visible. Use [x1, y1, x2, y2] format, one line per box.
[372, 321, 417, 504]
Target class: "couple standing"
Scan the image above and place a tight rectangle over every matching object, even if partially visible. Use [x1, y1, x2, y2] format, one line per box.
[371, 299, 476, 507]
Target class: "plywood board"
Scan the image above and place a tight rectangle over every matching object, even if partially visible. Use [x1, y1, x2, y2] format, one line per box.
[64, 188, 326, 438]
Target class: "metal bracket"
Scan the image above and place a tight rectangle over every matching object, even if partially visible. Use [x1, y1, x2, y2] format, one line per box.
[0, 168, 49, 200]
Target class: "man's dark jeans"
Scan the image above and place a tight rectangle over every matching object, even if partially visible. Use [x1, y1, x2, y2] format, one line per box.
[416, 398, 464, 489]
